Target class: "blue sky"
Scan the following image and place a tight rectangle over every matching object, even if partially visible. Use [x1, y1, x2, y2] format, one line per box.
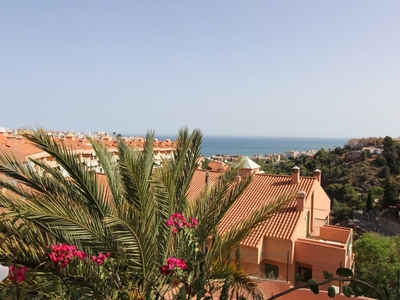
[1, 1, 399, 138]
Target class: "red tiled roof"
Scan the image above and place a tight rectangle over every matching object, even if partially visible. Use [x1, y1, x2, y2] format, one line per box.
[187, 170, 316, 247]
[186, 170, 222, 200]
[207, 161, 229, 172]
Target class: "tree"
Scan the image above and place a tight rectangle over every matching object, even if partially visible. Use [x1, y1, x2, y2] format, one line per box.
[383, 136, 397, 163]
[361, 149, 370, 160]
[0, 127, 290, 299]
[353, 232, 400, 299]
[326, 183, 362, 209]
[366, 189, 374, 211]
[376, 155, 387, 167]
[382, 180, 399, 209]
[383, 136, 399, 174]
[331, 199, 353, 221]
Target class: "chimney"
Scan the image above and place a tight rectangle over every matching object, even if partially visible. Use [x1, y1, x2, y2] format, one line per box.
[296, 190, 306, 212]
[291, 166, 300, 184]
[234, 173, 241, 183]
[205, 171, 209, 185]
[314, 169, 321, 184]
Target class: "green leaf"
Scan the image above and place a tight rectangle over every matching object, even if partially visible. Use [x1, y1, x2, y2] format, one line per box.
[179, 285, 187, 300]
[193, 277, 206, 297]
[310, 285, 319, 294]
[327, 286, 336, 298]
[336, 267, 353, 277]
[323, 270, 333, 279]
[308, 279, 319, 294]
[0, 287, 7, 298]
[349, 281, 363, 297]
[383, 286, 390, 300]
[342, 285, 354, 298]
[295, 273, 300, 282]
[19, 287, 27, 300]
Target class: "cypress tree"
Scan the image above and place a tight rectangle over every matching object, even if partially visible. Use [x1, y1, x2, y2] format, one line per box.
[366, 190, 373, 211]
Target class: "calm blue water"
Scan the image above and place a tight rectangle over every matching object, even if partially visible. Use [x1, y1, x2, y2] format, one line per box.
[154, 135, 348, 158]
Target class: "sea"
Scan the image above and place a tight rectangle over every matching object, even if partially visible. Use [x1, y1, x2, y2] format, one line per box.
[154, 135, 348, 158]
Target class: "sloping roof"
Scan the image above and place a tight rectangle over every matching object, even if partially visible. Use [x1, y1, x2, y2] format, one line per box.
[187, 169, 316, 247]
[0, 135, 45, 158]
[207, 161, 229, 172]
[186, 170, 222, 200]
[240, 156, 260, 169]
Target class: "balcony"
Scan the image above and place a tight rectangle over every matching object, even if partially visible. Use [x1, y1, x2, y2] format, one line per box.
[295, 225, 353, 279]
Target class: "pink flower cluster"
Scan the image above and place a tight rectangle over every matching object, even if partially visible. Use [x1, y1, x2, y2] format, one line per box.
[8, 265, 28, 282]
[48, 244, 87, 268]
[91, 252, 111, 265]
[48, 244, 110, 268]
[165, 213, 198, 234]
[160, 257, 187, 275]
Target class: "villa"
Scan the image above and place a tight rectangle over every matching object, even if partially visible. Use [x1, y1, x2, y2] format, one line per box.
[188, 158, 353, 286]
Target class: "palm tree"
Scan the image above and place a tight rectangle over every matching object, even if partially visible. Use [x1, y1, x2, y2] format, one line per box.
[0, 127, 291, 299]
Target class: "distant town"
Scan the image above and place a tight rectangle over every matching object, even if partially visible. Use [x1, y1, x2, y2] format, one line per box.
[1, 127, 396, 166]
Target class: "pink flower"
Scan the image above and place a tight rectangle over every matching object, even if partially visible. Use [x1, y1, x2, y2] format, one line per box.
[74, 250, 87, 260]
[166, 257, 187, 270]
[91, 252, 110, 265]
[48, 243, 87, 268]
[189, 217, 198, 227]
[9, 266, 28, 282]
[165, 213, 198, 233]
[160, 265, 170, 275]
[160, 257, 187, 276]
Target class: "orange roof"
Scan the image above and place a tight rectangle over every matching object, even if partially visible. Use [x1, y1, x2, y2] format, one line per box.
[207, 161, 229, 172]
[186, 170, 222, 200]
[0, 133, 175, 161]
[0, 135, 45, 158]
[187, 170, 316, 247]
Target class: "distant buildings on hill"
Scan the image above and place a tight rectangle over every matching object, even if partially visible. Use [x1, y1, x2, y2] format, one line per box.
[346, 136, 400, 147]
[210, 149, 318, 164]
[0, 127, 175, 171]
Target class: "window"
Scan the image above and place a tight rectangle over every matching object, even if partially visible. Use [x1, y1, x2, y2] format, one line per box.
[265, 263, 279, 279]
[298, 266, 312, 282]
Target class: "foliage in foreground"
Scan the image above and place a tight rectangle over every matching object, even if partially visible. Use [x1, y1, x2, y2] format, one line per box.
[353, 232, 400, 299]
[0, 127, 292, 299]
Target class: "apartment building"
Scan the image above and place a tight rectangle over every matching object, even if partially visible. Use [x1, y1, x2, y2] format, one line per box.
[188, 162, 353, 286]
[0, 132, 175, 174]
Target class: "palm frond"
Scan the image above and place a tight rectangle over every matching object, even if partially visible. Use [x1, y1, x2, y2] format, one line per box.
[22, 127, 110, 218]
[170, 127, 202, 212]
[88, 137, 122, 208]
[208, 261, 265, 300]
[103, 203, 160, 290]
[0, 192, 114, 253]
[117, 132, 154, 212]
[193, 160, 250, 244]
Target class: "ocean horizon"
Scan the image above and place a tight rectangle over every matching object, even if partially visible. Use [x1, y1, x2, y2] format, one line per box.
[149, 135, 348, 158]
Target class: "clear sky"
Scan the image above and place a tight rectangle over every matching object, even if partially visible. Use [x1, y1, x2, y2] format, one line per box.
[1, 1, 399, 138]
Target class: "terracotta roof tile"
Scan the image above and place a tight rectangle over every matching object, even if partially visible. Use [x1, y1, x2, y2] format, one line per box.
[207, 161, 229, 172]
[186, 170, 222, 200]
[187, 170, 316, 247]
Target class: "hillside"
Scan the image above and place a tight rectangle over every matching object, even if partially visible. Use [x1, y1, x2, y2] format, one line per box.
[254, 136, 400, 223]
